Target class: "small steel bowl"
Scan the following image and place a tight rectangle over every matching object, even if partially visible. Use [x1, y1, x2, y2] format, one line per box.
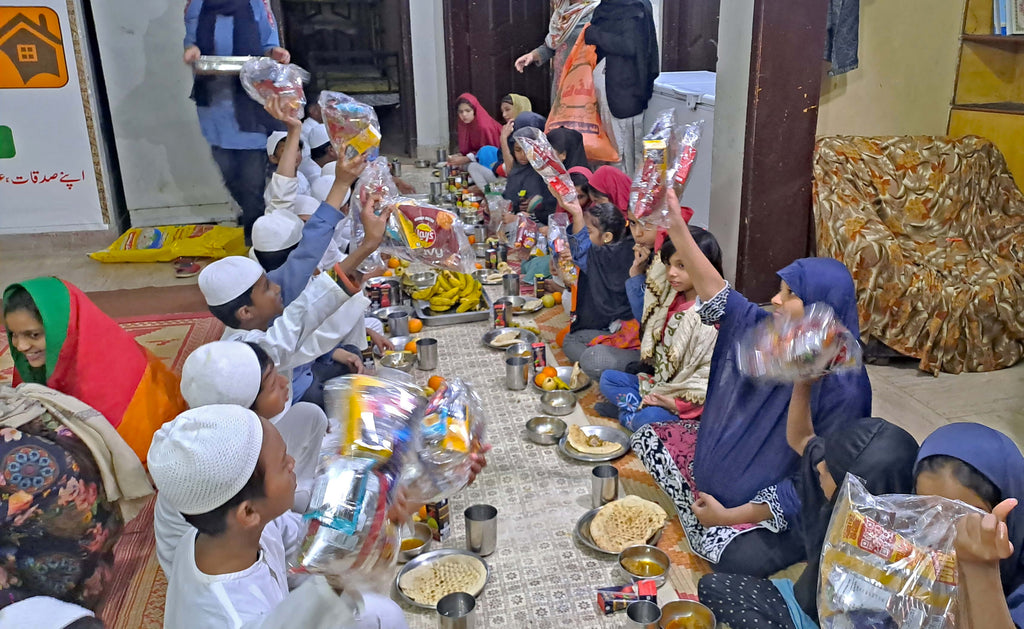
[373, 335, 413, 358]
[525, 416, 567, 445]
[539, 391, 577, 416]
[504, 341, 531, 361]
[398, 522, 433, 563]
[407, 271, 438, 291]
[372, 304, 414, 322]
[618, 545, 671, 588]
[659, 600, 716, 629]
[379, 351, 416, 372]
[414, 159, 431, 168]
[473, 243, 488, 258]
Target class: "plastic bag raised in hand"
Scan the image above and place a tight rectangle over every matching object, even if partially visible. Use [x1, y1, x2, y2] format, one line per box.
[319, 91, 381, 160]
[402, 379, 488, 504]
[668, 120, 704, 198]
[818, 474, 984, 628]
[630, 109, 675, 225]
[548, 213, 578, 286]
[240, 57, 310, 118]
[736, 303, 863, 382]
[514, 215, 539, 251]
[382, 199, 476, 274]
[513, 127, 577, 203]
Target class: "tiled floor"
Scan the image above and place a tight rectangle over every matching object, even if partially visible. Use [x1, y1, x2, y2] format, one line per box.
[2, 157, 1022, 450]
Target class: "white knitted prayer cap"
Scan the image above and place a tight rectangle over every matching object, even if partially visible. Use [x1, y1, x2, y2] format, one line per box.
[0, 597, 93, 629]
[291, 194, 321, 217]
[266, 130, 288, 157]
[198, 256, 263, 306]
[181, 341, 263, 409]
[252, 210, 304, 252]
[311, 176, 335, 202]
[309, 123, 330, 149]
[148, 405, 264, 515]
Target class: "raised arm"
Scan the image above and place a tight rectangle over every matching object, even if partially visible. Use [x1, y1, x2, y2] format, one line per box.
[335, 193, 391, 277]
[666, 188, 726, 301]
[787, 380, 816, 455]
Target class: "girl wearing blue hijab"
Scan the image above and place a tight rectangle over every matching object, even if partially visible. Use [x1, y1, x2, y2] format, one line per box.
[915, 423, 1024, 629]
[630, 189, 872, 578]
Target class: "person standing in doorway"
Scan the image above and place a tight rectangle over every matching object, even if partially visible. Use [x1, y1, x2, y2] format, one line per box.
[514, 0, 601, 103]
[183, 0, 290, 244]
[585, 0, 659, 176]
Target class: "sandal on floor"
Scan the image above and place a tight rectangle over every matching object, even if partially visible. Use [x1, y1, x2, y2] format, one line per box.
[174, 259, 201, 278]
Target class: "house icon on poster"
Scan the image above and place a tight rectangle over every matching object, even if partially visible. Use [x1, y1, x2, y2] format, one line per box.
[0, 8, 68, 89]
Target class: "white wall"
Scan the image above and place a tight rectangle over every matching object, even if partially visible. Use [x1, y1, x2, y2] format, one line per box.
[708, 0, 754, 282]
[409, 0, 449, 157]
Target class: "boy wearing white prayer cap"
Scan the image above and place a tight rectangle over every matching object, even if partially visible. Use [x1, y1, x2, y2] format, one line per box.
[264, 130, 310, 207]
[149, 406, 410, 629]
[154, 341, 328, 575]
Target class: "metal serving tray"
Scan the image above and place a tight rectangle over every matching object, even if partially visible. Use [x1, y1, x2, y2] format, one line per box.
[192, 55, 258, 75]
[413, 291, 492, 326]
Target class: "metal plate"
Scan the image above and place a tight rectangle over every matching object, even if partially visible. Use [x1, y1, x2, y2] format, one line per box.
[481, 327, 539, 350]
[531, 365, 591, 393]
[192, 55, 257, 75]
[394, 548, 490, 609]
[413, 291, 492, 326]
[574, 507, 664, 556]
[557, 425, 630, 462]
[472, 270, 503, 286]
[496, 295, 544, 315]
[372, 305, 415, 321]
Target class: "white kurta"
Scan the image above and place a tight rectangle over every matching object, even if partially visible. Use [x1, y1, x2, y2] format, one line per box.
[263, 172, 311, 214]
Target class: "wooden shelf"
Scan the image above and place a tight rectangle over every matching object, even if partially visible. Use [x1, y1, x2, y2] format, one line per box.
[962, 34, 1024, 44]
[951, 102, 1024, 115]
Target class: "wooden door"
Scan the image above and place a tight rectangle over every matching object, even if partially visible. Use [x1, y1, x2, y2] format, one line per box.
[443, 0, 551, 149]
[661, 0, 721, 72]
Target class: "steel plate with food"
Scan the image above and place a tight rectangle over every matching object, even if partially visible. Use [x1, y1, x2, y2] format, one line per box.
[531, 364, 590, 393]
[481, 327, 539, 350]
[573, 497, 668, 555]
[557, 425, 630, 462]
[394, 549, 489, 609]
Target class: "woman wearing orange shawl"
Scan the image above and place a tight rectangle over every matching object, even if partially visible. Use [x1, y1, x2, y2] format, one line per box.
[4, 277, 186, 463]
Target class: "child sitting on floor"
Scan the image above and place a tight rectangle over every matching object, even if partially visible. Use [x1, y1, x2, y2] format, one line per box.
[598, 230, 721, 430]
[149, 405, 409, 629]
[154, 340, 329, 575]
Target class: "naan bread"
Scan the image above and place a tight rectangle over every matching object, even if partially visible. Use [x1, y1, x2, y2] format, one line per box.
[490, 329, 520, 347]
[521, 299, 543, 311]
[567, 425, 623, 455]
[569, 362, 584, 389]
[590, 495, 668, 553]
[398, 554, 487, 605]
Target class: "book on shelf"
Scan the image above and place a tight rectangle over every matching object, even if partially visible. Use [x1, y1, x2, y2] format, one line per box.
[1013, 0, 1024, 34]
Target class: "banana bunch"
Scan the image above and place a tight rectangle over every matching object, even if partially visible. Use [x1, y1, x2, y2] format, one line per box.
[410, 271, 483, 313]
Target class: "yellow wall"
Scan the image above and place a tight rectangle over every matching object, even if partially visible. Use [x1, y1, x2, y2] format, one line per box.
[816, 0, 965, 137]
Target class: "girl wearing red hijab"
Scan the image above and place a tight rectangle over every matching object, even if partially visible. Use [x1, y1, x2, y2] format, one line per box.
[447, 93, 504, 166]
[586, 165, 632, 214]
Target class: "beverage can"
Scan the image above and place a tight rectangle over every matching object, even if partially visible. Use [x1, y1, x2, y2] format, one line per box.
[531, 342, 546, 370]
[486, 248, 498, 269]
[534, 274, 546, 298]
[493, 303, 508, 328]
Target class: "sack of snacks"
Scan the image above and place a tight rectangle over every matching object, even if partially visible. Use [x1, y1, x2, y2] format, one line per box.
[668, 120, 704, 198]
[239, 57, 310, 118]
[319, 91, 381, 161]
[383, 199, 476, 274]
[513, 127, 577, 203]
[548, 213, 578, 286]
[736, 303, 863, 382]
[630, 109, 675, 225]
[401, 379, 488, 504]
[818, 474, 984, 628]
[89, 224, 247, 263]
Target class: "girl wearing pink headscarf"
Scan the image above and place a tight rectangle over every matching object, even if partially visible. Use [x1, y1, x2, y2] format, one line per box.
[447, 93, 504, 167]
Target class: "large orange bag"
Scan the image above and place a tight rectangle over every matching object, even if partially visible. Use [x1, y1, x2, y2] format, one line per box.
[546, 25, 619, 163]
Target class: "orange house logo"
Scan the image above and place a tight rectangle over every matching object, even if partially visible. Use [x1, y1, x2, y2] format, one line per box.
[0, 7, 68, 89]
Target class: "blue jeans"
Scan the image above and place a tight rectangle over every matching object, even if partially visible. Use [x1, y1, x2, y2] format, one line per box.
[599, 370, 678, 431]
[210, 146, 268, 244]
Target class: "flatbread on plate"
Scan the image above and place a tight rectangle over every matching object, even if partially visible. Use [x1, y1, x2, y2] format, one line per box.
[398, 554, 487, 605]
[590, 495, 668, 553]
[567, 424, 622, 455]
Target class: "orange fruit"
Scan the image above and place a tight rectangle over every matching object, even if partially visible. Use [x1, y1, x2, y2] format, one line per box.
[408, 318, 424, 333]
[387, 257, 401, 269]
[383, 270, 394, 277]
[428, 375, 446, 390]
[541, 366, 557, 379]
[534, 373, 548, 387]
[552, 291, 563, 305]
[468, 235, 477, 244]
[475, 262, 483, 270]
[404, 341, 418, 353]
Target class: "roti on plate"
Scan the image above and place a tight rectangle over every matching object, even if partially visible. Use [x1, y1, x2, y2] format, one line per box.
[398, 554, 487, 605]
[567, 424, 623, 455]
[490, 329, 520, 347]
[590, 495, 668, 553]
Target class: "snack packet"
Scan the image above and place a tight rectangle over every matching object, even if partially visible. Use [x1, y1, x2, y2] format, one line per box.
[486, 193, 511, 239]
[668, 120, 704, 197]
[402, 379, 488, 504]
[548, 213, 578, 285]
[513, 127, 577, 203]
[383, 199, 476, 274]
[319, 91, 381, 160]
[630, 109, 675, 225]
[239, 57, 310, 118]
[818, 474, 984, 628]
[346, 157, 399, 274]
[514, 215, 539, 251]
[736, 303, 863, 382]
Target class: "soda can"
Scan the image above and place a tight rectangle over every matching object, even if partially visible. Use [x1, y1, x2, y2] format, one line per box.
[534, 274, 546, 298]
[365, 284, 381, 310]
[493, 303, 508, 328]
[486, 248, 498, 269]
[531, 342, 547, 371]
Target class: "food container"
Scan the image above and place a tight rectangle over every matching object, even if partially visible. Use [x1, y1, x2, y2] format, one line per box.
[504, 341, 531, 361]
[192, 55, 257, 75]
[539, 391, 576, 416]
[373, 335, 413, 358]
[525, 416, 567, 445]
[618, 545, 670, 588]
[379, 351, 416, 372]
[399, 522, 433, 563]
[659, 601, 717, 629]
[367, 276, 403, 306]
